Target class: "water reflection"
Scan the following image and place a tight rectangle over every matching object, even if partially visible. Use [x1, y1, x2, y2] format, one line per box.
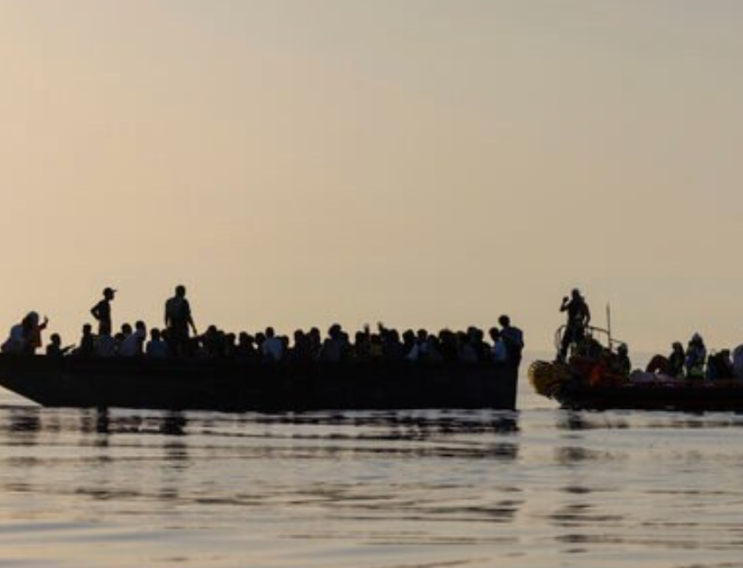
[7, 407, 41, 440]
[0, 405, 741, 568]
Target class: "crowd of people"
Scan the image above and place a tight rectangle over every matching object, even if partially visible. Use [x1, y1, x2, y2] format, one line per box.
[557, 289, 743, 381]
[645, 334, 743, 381]
[0, 286, 525, 367]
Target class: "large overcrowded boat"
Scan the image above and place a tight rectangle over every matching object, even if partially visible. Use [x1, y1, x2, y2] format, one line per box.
[0, 355, 519, 412]
[0, 286, 524, 412]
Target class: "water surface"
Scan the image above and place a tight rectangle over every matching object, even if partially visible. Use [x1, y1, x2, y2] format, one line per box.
[0, 365, 741, 567]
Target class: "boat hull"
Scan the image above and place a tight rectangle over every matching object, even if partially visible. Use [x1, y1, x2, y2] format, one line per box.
[0, 355, 518, 412]
[555, 380, 743, 412]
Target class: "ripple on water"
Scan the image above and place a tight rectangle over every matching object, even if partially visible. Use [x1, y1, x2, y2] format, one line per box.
[0, 383, 741, 567]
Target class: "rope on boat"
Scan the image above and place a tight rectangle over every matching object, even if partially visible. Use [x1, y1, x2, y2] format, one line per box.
[529, 360, 571, 398]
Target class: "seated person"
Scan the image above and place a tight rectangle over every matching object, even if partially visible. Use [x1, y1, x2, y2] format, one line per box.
[668, 342, 686, 377]
[120, 321, 147, 357]
[146, 328, 170, 359]
[75, 324, 96, 357]
[615, 344, 631, 376]
[46, 333, 73, 357]
[95, 334, 118, 358]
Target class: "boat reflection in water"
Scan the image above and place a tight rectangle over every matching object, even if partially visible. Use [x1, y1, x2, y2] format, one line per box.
[0, 404, 742, 568]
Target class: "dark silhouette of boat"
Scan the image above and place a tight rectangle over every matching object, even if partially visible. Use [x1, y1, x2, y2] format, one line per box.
[530, 326, 743, 412]
[532, 361, 743, 411]
[0, 355, 519, 412]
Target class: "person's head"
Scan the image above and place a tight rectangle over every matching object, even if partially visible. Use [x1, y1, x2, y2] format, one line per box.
[618, 344, 628, 355]
[498, 315, 511, 328]
[489, 327, 501, 341]
[121, 323, 133, 336]
[672, 341, 683, 352]
[103, 287, 116, 301]
[175, 285, 187, 298]
[571, 288, 582, 300]
[135, 321, 147, 334]
[265, 327, 275, 339]
[82, 323, 93, 336]
[328, 324, 342, 339]
[24, 312, 39, 326]
[416, 329, 428, 341]
[150, 328, 161, 341]
[50, 333, 61, 346]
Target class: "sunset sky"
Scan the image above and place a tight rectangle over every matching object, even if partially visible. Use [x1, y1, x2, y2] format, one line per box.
[1, 1, 742, 351]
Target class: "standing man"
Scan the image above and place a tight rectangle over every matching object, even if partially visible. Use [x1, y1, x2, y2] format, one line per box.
[165, 285, 197, 357]
[559, 289, 591, 361]
[498, 315, 525, 369]
[91, 287, 116, 337]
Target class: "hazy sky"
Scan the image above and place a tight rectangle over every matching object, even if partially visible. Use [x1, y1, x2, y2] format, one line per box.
[1, 1, 742, 351]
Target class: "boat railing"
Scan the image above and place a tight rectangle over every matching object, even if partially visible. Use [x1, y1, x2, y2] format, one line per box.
[554, 325, 627, 356]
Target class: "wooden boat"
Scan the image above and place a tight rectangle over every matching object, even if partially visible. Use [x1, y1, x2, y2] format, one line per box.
[0, 354, 519, 412]
[530, 326, 743, 412]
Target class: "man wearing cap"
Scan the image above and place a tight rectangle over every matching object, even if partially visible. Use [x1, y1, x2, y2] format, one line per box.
[91, 287, 116, 337]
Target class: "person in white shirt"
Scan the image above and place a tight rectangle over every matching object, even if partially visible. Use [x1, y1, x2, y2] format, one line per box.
[146, 328, 170, 359]
[119, 321, 147, 357]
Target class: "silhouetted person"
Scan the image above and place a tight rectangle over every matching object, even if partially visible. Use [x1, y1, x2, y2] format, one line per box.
[76, 324, 96, 357]
[457, 332, 478, 363]
[437, 330, 458, 362]
[498, 315, 524, 367]
[165, 285, 197, 357]
[95, 332, 118, 357]
[467, 327, 489, 362]
[262, 327, 284, 362]
[91, 287, 116, 337]
[559, 289, 591, 361]
[489, 328, 508, 363]
[616, 344, 631, 375]
[707, 349, 733, 380]
[120, 321, 147, 357]
[320, 324, 348, 362]
[307, 327, 322, 359]
[668, 342, 685, 377]
[46, 333, 72, 358]
[146, 328, 170, 359]
[290, 330, 313, 363]
[685, 333, 707, 379]
[3, 312, 49, 355]
[237, 332, 258, 361]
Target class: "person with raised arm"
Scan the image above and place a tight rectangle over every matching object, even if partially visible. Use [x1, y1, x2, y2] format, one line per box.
[558, 289, 591, 362]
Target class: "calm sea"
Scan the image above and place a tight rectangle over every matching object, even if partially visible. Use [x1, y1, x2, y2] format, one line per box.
[0, 355, 741, 568]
